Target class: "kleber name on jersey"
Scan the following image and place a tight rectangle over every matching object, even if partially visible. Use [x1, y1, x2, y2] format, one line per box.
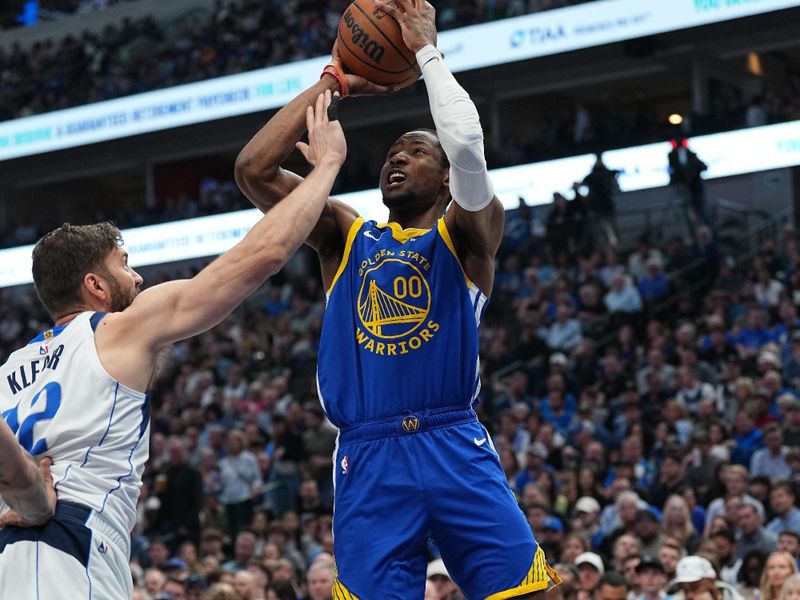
[6, 344, 64, 395]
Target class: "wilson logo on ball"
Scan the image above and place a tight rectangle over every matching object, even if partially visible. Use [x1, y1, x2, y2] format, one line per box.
[342, 8, 386, 64]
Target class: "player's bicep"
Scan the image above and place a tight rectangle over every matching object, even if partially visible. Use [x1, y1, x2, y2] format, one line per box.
[446, 195, 505, 259]
[111, 274, 244, 351]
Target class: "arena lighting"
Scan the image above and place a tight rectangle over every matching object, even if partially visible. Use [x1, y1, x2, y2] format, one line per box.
[2, 0, 800, 161]
[0, 119, 798, 289]
[668, 114, 684, 126]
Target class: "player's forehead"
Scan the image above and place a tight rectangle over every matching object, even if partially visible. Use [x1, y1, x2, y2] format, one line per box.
[391, 130, 438, 149]
[107, 245, 128, 262]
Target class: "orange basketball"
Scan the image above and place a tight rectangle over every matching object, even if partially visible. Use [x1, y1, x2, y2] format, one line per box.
[337, 0, 421, 87]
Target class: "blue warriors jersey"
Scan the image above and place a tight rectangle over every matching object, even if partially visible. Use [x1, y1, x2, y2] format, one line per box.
[317, 218, 488, 426]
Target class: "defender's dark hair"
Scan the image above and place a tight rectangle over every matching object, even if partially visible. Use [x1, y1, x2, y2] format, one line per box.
[31, 222, 122, 319]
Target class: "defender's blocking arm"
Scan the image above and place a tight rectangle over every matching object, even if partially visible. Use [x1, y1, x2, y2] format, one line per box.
[97, 92, 347, 392]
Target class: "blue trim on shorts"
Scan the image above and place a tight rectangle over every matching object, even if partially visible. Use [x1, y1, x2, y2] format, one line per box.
[0, 501, 92, 568]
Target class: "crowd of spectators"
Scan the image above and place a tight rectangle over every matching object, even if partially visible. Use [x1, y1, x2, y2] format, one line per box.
[0, 0, 599, 122]
[0, 0, 137, 30]
[1, 181, 800, 598]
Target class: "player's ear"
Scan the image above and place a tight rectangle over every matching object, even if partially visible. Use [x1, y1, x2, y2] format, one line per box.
[83, 271, 108, 303]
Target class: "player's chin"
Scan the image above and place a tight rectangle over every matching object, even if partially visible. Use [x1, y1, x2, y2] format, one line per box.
[381, 187, 415, 209]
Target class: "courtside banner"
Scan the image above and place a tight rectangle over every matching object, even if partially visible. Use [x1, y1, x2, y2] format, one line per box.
[1, 0, 799, 161]
[1, 119, 798, 288]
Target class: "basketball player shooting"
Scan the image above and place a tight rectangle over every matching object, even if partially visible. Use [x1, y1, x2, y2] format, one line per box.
[0, 91, 343, 599]
[235, 1, 561, 597]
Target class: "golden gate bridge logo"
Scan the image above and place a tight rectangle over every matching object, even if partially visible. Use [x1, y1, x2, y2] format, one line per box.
[357, 259, 431, 339]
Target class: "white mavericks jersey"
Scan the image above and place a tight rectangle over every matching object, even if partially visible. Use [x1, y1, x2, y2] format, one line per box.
[0, 311, 150, 541]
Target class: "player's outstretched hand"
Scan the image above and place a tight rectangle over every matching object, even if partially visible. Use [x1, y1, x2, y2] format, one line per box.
[295, 90, 347, 169]
[0, 457, 57, 528]
[374, 0, 437, 54]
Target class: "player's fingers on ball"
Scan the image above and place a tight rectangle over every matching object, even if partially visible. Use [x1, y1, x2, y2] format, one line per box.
[394, 0, 412, 13]
[374, 0, 397, 16]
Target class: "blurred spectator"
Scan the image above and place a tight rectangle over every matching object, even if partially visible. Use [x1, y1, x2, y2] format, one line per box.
[575, 551, 605, 599]
[766, 482, 800, 536]
[157, 436, 203, 549]
[761, 552, 799, 600]
[580, 154, 620, 247]
[751, 423, 792, 481]
[635, 555, 668, 600]
[671, 555, 744, 600]
[736, 503, 778, 560]
[219, 430, 263, 539]
[668, 139, 709, 229]
[595, 572, 628, 600]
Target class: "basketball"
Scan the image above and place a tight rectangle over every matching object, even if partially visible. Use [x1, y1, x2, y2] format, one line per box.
[337, 0, 421, 87]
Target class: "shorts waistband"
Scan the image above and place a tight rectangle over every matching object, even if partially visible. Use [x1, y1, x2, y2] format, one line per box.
[339, 407, 476, 443]
[57, 501, 129, 558]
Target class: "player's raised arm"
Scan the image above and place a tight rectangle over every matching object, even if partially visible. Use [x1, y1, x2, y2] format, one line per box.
[376, 0, 504, 296]
[0, 419, 56, 527]
[235, 41, 395, 256]
[100, 92, 346, 391]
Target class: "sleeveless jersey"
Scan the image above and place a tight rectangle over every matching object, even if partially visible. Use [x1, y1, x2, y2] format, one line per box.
[317, 218, 488, 427]
[0, 312, 150, 539]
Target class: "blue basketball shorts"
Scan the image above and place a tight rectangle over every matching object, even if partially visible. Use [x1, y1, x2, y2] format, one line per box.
[330, 408, 560, 599]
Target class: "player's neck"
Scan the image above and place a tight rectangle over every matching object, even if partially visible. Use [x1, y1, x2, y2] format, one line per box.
[54, 310, 84, 326]
[388, 207, 441, 230]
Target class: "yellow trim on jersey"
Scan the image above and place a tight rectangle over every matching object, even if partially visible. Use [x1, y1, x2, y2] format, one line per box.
[485, 546, 562, 600]
[376, 221, 431, 243]
[327, 217, 365, 296]
[332, 577, 360, 600]
[436, 218, 473, 288]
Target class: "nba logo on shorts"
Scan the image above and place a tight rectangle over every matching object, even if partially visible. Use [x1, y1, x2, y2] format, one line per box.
[341, 456, 349, 475]
[98, 541, 108, 554]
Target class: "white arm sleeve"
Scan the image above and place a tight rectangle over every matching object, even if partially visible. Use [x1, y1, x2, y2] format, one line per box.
[416, 44, 494, 212]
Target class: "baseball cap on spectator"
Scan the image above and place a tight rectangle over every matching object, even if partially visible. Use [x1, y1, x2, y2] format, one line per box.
[575, 552, 605, 574]
[636, 555, 664, 573]
[541, 516, 564, 533]
[575, 496, 601, 514]
[427, 558, 451, 580]
[758, 351, 781, 369]
[185, 573, 208, 590]
[672, 556, 717, 584]
[163, 557, 187, 571]
[636, 507, 661, 523]
[549, 353, 568, 366]
[528, 442, 549, 459]
[724, 350, 741, 363]
[202, 528, 224, 542]
[785, 398, 800, 412]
